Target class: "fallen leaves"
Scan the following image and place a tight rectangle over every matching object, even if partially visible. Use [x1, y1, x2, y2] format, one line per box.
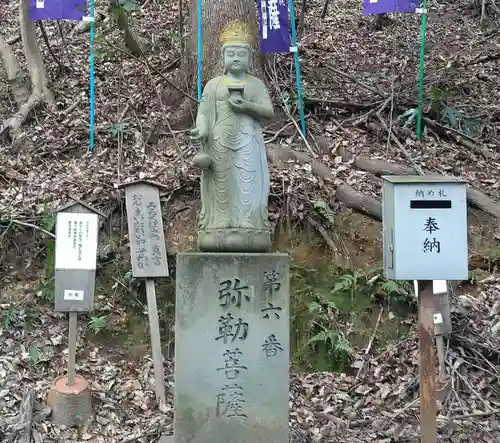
[0, 281, 500, 441]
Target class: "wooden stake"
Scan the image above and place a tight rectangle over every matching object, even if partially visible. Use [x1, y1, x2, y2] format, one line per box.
[435, 334, 446, 376]
[418, 280, 437, 443]
[67, 312, 78, 386]
[145, 278, 166, 406]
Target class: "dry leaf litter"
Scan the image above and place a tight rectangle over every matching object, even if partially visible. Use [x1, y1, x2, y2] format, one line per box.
[1, 279, 500, 442]
[0, 0, 498, 220]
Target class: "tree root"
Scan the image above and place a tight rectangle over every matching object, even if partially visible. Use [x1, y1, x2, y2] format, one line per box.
[335, 184, 382, 221]
[2, 388, 35, 443]
[266, 144, 332, 181]
[1, 0, 56, 139]
[110, 0, 146, 56]
[267, 145, 500, 221]
[3, 92, 43, 133]
[348, 155, 500, 219]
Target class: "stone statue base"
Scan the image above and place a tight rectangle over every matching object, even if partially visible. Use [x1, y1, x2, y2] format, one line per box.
[198, 228, 271, 252]
[169, 252, 290, 443]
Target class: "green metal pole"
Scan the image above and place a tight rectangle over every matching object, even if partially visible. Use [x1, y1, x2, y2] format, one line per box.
[416, 0, 428, 140]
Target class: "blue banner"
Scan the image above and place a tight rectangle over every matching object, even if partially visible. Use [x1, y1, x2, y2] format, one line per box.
[258, 0, 291, 53]
[362, 0, 421, 15]
[29, 0, 87, 21]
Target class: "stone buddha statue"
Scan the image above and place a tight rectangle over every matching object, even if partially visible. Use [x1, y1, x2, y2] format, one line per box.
[190, 20, 274, 253]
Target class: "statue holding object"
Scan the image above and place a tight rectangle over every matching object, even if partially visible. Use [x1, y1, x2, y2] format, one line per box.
[190, 20, 274, 253]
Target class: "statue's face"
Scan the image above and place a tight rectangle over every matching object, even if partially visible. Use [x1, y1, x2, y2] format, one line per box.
[223, 46, 249, 74]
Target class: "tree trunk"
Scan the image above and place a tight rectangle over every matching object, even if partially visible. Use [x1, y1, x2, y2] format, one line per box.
[0, 33, 30, 106]
[110, 0, 145, 56]
[349, 155, 500, 219]
[20, 0, 54, 104]
[188, 0, 263, 84]
[2, 0, 56, 134]
[336, 184, 383, 221]
[169, 0, 265, 129]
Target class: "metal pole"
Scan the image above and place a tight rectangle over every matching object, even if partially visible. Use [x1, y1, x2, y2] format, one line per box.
[288, 0, 307, 136]
[67, 312, 78, 386]
[418, 280, 437, 443]
[89, 0, 95, 151]
[196, 0, 202, 101]
[416, 0, 428, 139]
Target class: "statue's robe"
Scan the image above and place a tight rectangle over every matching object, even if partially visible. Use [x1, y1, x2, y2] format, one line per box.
[196, 75, 272, 232]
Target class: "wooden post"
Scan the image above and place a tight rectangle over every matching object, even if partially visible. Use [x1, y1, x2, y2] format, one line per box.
[433, 280, 451, 383]
[418, 280, 437, 443]
[435, 332, 446, 378]
[146, 279, 166, 405]
[119, 179, 170, 408]
[54, 200, 103, 386]
[381, 177, 468, 443]
[67, 312, 78, 386]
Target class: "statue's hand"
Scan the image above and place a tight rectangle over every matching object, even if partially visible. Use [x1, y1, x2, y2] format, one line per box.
[190, 127, 207, 144]
[228, 97, 250, 114]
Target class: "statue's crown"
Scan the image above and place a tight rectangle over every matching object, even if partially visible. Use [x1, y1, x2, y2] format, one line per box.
[220, 20, 252, 46]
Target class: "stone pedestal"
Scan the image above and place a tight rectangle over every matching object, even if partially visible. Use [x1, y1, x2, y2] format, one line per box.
[47, 375, 93, 426]
[172, 252, 290, 443]
[197, 228, 272, 253]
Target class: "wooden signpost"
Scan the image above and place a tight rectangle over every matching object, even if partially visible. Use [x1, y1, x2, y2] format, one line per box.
[416, 280, 451, 382]
[51, 199, 102, 425]
[416, 279, 437, 442]
[119, 180, 169, 407]
[432, 281, 451, 391]
[382, 176, 468, 443]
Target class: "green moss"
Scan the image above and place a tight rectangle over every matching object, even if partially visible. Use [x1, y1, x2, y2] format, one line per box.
[85, 254, 415, 371]
[77, 218, 416, 373]
[85, 256, 175, 359]
[290, 264, 414, 373]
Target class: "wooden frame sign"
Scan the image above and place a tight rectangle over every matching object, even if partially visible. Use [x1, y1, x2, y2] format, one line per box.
[54, 201, 101, 312]
[120, 180, 169, 406]
[122, 180, 169, 278]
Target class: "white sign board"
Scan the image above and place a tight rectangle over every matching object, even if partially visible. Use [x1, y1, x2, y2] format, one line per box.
[382, 176, 468, 281]
[413, 280, 448, 297]
[55, 212, 99, 270]
[64, 289, 85, 301]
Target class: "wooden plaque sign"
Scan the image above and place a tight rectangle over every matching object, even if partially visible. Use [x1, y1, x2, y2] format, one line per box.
[122, 181, 169, 278]
[54, 201, 101, 312]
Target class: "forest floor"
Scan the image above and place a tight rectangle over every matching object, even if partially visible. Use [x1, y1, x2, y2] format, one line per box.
[1, 0, 500, 441]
